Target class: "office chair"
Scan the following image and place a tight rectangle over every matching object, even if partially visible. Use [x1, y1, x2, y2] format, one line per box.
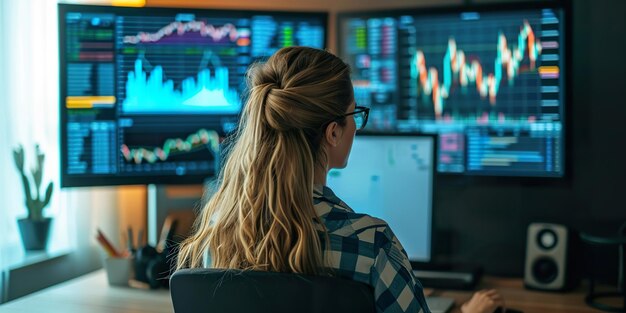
[170, 268, 375, 313]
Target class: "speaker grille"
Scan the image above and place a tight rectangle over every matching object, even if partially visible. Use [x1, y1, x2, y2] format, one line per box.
[532, 257, 559, 284]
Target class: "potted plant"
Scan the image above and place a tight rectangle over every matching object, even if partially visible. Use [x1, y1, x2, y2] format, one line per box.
[13, 144, 54, 251]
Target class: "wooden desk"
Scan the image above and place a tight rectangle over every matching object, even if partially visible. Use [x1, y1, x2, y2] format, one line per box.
[0, 270, 172, 313]
[0, 270, 607, 313]
[428, 276, 604, 313]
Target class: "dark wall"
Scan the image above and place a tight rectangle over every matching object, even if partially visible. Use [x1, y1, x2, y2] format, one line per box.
[432, 0, 626, 278]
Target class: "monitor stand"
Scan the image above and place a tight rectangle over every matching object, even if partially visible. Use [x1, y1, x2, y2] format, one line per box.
[146, 183, 208, 248]
[147, 184, 158, 247]
[411, 261, 483, 290]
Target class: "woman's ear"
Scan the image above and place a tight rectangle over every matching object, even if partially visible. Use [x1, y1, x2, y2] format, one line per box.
[324, 121, 344, 148]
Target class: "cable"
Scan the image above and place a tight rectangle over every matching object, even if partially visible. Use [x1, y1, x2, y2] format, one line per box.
[618, 221, 626, 293]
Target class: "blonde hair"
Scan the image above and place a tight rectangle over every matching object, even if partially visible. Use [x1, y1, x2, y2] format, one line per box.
[176, 47, 352, 275]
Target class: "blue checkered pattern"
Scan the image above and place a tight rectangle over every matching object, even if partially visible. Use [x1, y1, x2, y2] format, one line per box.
[314, 185, 430, 313]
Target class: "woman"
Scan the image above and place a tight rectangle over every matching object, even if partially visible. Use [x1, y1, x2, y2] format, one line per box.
[176, 47, 504, 313]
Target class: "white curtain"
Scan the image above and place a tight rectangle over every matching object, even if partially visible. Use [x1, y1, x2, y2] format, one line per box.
[0, 0, 121, 302]
[0, 0, 64, 273]
[0, 1, 8, 301]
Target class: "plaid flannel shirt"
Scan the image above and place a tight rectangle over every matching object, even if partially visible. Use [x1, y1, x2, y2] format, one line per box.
[203, 185, 430, 313]
[314, 185, 430, 313]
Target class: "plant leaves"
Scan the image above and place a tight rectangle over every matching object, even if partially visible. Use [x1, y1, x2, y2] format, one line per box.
[12, 145, 24, 171]
[42, 182, 54, 211]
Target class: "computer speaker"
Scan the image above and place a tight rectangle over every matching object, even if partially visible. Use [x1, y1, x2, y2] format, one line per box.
[524, 223, 578, 291]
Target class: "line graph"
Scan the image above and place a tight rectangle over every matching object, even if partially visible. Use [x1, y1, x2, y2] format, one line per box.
[123, 20, 250, 45]
[121, 128, 219, 164]
[412, 20, 544, 119]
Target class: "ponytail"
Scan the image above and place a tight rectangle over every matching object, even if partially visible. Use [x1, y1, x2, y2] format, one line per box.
[176, 47, 352, 274]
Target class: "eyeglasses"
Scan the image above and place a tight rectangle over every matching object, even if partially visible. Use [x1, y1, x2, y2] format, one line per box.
[334, 105, 370, 131]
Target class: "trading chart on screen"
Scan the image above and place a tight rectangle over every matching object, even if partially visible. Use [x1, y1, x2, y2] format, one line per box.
[339, 4, 565, 177]
[60, 5, 326, 186]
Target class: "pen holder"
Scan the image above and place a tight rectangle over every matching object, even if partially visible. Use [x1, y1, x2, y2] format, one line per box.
[104, 257, 134, 287]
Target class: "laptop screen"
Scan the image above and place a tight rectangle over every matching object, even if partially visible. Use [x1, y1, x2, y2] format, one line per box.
[327, 135, 434, 262]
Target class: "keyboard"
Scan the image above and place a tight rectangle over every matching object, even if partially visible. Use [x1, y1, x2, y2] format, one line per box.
[425, 296, 454, 313]
[413, 269, 479, 290]
[411, 262, 483, 290]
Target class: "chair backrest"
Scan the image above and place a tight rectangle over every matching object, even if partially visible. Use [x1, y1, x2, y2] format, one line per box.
[170, 268, 375, 313]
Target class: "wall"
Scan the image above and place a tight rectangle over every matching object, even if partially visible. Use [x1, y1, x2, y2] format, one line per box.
[117, 186, 148, 247]
[145, 0, 626, 278]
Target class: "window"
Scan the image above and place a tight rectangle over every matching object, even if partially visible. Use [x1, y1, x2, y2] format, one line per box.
[0, 1, 123, 301]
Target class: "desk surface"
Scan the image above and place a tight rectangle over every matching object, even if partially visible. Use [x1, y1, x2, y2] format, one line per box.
[0, 270, 171, 313]
[0, 270, 605, 313]
[427, 277, 603, 313]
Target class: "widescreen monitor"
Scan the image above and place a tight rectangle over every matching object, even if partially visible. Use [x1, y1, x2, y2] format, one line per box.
[59, 4, 327, 187]
[338, 2, 568, 177]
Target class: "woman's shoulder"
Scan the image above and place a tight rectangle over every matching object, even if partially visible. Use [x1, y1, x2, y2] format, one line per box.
[317, 205, 396, 247]
[314, 185, 395, 236]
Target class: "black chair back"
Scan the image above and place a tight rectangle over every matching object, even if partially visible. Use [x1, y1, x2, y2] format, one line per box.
[170, 268, 375, 313]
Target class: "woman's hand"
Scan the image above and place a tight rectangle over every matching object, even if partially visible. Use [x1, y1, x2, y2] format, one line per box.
[460, 289, 505, 313]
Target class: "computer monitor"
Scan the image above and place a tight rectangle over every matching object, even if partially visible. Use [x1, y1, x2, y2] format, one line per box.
[58, 4, 327, 187]
[338, 2, 568, 177]
[327, 134, 434, 262]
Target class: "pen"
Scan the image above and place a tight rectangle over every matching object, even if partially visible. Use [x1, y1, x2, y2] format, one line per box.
[137, 229, 144, 248]
[97, 228, 121, 257]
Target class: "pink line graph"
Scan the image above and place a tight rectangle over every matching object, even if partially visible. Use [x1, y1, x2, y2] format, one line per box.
[123, 21, 241, 44]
